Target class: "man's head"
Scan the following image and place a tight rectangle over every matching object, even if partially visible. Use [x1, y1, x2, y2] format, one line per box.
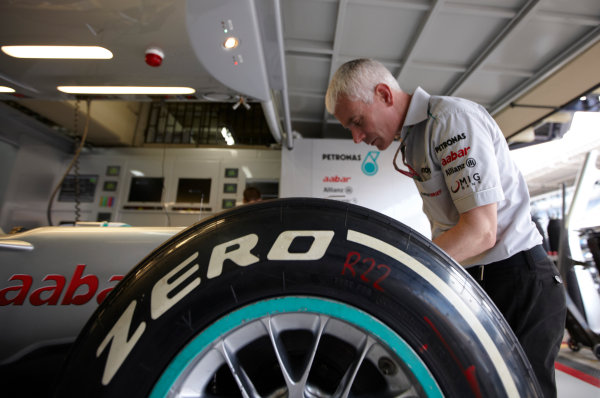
[243, 187, 262, 204]
[325, 58, 408, 150]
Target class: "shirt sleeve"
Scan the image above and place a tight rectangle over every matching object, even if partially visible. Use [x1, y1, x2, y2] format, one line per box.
[431, 107, 505, 213]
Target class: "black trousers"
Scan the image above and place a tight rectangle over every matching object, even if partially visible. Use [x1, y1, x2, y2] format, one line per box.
[468, 245, 567, 398]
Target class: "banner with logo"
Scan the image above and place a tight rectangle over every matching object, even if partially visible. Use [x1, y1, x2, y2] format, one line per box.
[281, 138, 430, 237]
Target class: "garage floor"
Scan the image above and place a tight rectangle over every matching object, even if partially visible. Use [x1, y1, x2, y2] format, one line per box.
[556, 341, 600, 397]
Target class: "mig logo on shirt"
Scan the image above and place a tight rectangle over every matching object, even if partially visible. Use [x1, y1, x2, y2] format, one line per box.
[441, 146, 470, 166]
[451, 173, 481, 193]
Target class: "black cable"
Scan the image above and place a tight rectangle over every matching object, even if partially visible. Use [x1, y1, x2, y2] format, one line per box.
[161, 143, 171, 226]
[73, 100, 82, 222]
[158, 101, 171, 227]
[46, 99, 91, 226]
[73, 147, 82, 222]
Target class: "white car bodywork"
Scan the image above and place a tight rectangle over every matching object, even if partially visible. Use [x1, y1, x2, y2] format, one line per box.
[0, 225, 182, 365]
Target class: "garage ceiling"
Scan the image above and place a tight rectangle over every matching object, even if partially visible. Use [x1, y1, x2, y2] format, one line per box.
[0, 0, 599, 197]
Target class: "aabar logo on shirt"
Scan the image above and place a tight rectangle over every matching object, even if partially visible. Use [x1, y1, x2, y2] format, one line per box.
[434, 133, 467, 153]
[441, 146, 470, 166]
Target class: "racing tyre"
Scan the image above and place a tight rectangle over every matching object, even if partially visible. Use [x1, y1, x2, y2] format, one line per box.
[55, 198, 541, 397]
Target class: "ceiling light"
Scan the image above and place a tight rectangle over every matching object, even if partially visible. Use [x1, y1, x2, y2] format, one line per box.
[241, 166, 253, 178]
[220, 127, 235, 146]
[1, 45, 113, 59]
[57, 86, 196, 95]
[0, 86, 15, 93]
[202, 92, 233, 101]
[222, 37, 239, 49]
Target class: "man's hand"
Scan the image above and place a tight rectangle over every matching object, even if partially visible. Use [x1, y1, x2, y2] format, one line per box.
[432, 203, 497, 263]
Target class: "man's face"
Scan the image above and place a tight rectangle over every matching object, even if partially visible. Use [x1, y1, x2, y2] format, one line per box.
[333, 90, 397, 151]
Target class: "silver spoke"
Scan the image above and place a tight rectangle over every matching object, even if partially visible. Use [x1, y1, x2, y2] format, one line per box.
[297, 315, 328, 387]
[217, 339, 260, 398]
[263, 314, 328, 397]
[332, 335, 375, 398]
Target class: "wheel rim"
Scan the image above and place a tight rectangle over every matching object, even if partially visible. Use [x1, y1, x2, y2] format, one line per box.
[151, 297, 443, 398]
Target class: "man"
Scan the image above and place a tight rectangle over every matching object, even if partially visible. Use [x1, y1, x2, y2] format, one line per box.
[325, 58, 566, 397]
[243, 186, 262, 204]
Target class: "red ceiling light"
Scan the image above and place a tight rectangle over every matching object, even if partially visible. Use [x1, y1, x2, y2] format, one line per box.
[145, 47, 164, 67]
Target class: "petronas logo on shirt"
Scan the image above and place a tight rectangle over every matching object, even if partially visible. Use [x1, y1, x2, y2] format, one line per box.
[362, 151, 379, 176]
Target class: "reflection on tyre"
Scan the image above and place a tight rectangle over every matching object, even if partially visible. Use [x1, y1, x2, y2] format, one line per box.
[55, 198, 541, 397]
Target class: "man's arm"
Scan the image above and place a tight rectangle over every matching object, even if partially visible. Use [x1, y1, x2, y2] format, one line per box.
[432, 203, 497, 263]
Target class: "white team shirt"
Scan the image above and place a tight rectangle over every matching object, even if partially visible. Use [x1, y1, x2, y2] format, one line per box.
[399, 87, 541, 266]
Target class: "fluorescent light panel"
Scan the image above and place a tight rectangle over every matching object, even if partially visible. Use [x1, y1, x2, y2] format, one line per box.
[1, 45, 113, 59]
[57, 86, 196, 95]
[220, 127, 235, 145]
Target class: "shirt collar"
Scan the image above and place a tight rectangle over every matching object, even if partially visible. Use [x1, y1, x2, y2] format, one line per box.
[400, 86, 430, 137]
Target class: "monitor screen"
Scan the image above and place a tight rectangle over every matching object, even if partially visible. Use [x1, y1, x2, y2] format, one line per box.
[58, 175, 98, 202]
[245, 180, 279, 200]
[128, 177, 164, 202]
[176, 178, 211, 203]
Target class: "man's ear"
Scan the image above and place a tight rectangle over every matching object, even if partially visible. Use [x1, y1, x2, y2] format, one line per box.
[375, 83, 393, 105]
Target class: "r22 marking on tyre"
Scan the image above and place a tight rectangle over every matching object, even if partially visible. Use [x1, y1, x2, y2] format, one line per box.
[342, 251, 391, 291]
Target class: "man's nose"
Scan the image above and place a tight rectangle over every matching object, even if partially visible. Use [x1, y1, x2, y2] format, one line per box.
[351, 129, 364, 144]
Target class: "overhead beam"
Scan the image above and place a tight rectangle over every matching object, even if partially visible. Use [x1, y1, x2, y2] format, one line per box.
[493, 34, 600, 140]
[395, 0, 445, 83]
[273, 0, 294, 150]
[490, 25, 600, 116]
[320, 0, 349, 135]
[444, 0, 542, 96]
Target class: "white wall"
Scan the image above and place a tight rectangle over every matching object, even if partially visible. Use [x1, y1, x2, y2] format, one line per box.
[0, 141, 18, 233]
[0, 103, 73, 232]
[280, 138, 431, 238]
[48, 147, 281, 227]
